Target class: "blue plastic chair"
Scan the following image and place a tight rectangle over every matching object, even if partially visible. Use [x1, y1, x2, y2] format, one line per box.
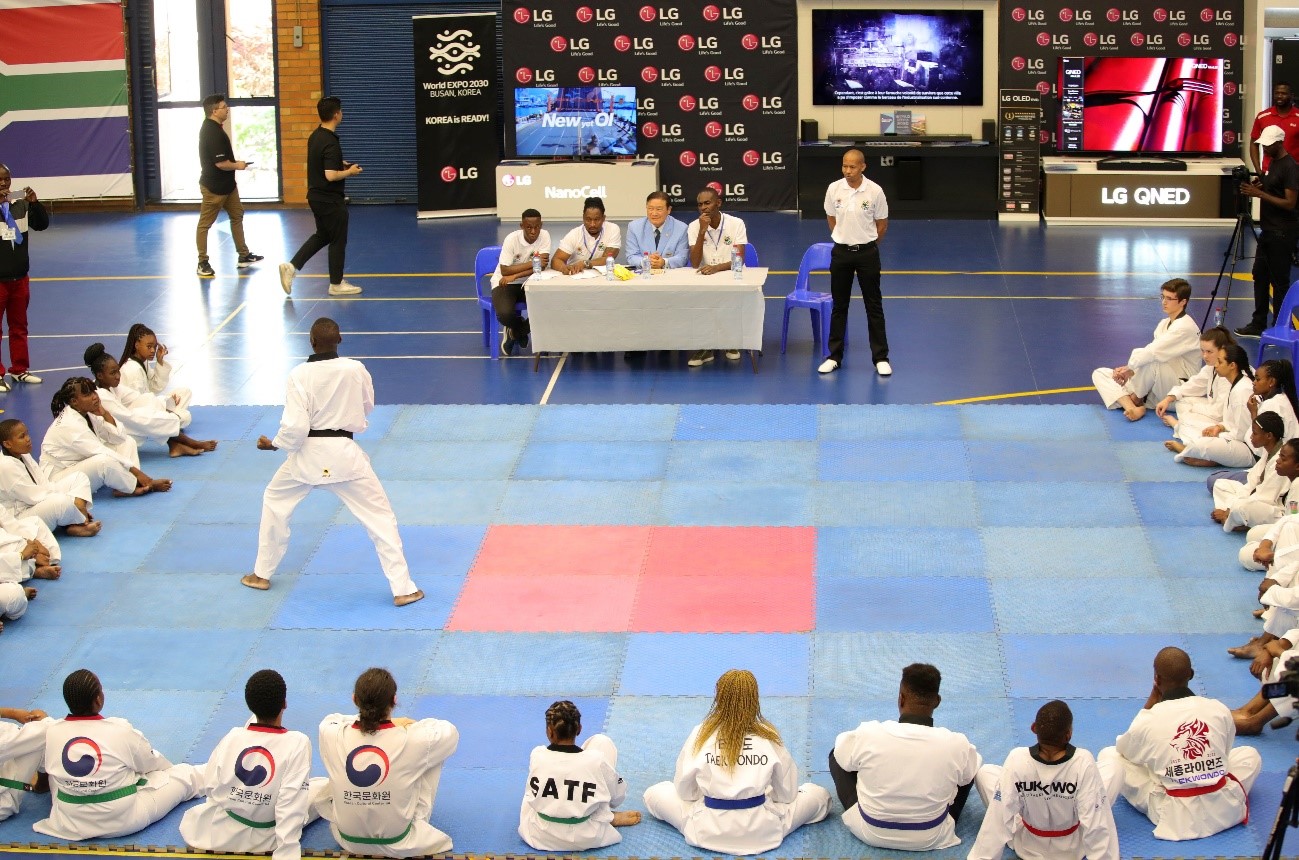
[781, 243, 834, 357]
[1258, 278, 1299, 368]
[474, 245, 529, 359]
[743, 242, 759, 267]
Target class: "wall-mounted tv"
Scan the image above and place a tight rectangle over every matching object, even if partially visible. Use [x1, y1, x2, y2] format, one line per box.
[512, 86, 637, 157]
[811, 9, 983, 106]
[1057, 57, 1224, 155]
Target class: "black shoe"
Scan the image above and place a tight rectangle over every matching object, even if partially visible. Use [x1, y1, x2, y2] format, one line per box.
[237, 252, 264, 268]
[196, 260, 215, 278]
[1235, 322, 1265, 337]
[518, 331, 530, 351]
[501, 329, 517, 355]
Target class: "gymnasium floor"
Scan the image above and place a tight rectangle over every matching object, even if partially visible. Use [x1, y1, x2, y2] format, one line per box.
[0, 207, 1291, 860]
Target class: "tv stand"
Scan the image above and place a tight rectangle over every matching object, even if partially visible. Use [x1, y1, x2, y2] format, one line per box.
[1096, 155, 1188, 172]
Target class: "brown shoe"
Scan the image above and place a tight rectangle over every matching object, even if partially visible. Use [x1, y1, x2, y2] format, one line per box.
[394, 590, 425, 607]
[240, 573, 271, 591]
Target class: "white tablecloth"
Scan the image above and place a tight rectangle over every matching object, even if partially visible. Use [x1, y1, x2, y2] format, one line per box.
[525, 267, 767, 353]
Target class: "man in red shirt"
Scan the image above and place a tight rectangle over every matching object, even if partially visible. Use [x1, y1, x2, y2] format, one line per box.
[1250, 82, 1299, 174]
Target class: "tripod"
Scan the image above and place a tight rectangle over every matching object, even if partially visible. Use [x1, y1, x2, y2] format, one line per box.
[1203, 205, 1258, 330]
[1262, 758, 1299, 860]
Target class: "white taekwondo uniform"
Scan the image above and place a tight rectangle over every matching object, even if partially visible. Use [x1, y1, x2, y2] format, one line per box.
[0, 716, 52, 821]
[118, 356, 192, 426]
[312, 713, 460, 857]
[832, 718, 981, 851]
[968, 744, 1120, 860]
[98, 385, 186, 448]
[1092, 314, 1200, 410]
[0, 452, 91, 530]
[519, 733, 626, 851]
[643, 724, 830, 856]
[1213, 444, 1290, 531]
[39, 407, 138, 495]
[253, 352, 417, 598]
[1176, 375, 1258, 467]
[33, 714, 201, 839]
[1097, 689, 1261, 840]
[1167, 365, 1227, 438]
[180, 720, 315, 860]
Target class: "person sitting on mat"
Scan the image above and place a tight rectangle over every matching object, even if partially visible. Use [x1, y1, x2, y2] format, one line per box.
[41, 378, 171, 497]
[519, 699, 640, 851]
[1092, 278, 1200, 421]
[0, 419, 99, 536]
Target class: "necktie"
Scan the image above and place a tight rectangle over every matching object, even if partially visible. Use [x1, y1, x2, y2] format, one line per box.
[654, 228, 661, 249]
[1, 203, 21, 246]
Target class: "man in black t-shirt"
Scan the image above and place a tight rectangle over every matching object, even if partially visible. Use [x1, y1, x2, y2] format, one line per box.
[195, 94, 261, 278]
[278, 97, 362, 296]
[1237, 124, 1299, 336]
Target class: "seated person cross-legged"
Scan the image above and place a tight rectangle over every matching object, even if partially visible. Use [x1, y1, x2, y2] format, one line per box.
[1092, 278, 1200, 421]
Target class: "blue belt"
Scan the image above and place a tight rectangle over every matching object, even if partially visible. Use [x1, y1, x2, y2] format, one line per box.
[860, 806, 949, 831]
[704, 795, 765, 810]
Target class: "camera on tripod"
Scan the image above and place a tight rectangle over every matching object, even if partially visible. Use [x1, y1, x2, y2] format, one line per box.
[1233, 165, 1258, 216]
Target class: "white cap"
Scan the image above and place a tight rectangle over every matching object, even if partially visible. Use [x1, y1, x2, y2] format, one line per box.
[1259, 125, 1286, 146]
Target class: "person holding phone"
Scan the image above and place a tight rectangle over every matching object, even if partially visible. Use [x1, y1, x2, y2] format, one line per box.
[196, 94, 263, 278]
[0, 163, 47, 391]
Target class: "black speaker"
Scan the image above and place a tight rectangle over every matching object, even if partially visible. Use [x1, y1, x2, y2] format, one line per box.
[982, 119, 996, 143]
[801, 119, 819, 143]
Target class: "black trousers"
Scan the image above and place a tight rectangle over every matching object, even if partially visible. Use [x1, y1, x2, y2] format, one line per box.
[1250, 227, 1298, 326]
[490, 279, 529, 337]
[827, 749, 973, 821]
[292, 194, 349, 285]
[829, 243, 889, 364]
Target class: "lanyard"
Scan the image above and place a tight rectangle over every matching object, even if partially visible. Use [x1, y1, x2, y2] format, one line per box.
[706, 215, 726, 253]
[582, 227, 603, 261]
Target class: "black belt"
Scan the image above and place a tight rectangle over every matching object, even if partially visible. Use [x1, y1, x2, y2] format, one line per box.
[835, 241, 877, 252]
[308, 429, 353, 438]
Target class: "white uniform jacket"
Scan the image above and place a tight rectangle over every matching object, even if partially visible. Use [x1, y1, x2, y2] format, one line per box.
[0, 717, 52, 820]
[1259, 393, 1299, 447]
[98, 386, 179, 444]
[666, 724, 804, 855]
[180, 722, 313, 860]
[0, 453, 91, 510]
[39, 408, 134, 479]
[968, 745, 1119, 860]
[118, 356, 172, 397]
[273, 355, 375, 486]
[1127, 315, 1200, 380]
[519, 742, 626, 850]
[317, 713, 459, 855]
[833, 718, 981, 850]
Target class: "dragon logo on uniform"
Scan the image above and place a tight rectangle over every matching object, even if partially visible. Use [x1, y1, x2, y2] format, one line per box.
[1170, 719, 1211, 760]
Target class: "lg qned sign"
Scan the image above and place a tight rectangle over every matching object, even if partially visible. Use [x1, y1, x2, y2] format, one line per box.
[812, 9, 983, 106]
[513, 86, 637, 158]
[1058, 57, 1224, 155]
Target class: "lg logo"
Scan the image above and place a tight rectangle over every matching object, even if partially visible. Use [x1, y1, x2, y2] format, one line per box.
[1224, 32, 1238, 46]
[636, 97, 656, 111]
[1084, 32, 1098, 46]
[741, 94, 782, 111]
[576, 7, 592, 22]
[644, 122, 680, 137]
[441, 166, 478, 182]
[1011, 56, 1026, 71]
[1036, 32, 1050, 46]
[512, 8, 552, 23]
[1131, 32, 1144, 46]
[741, 34, 781, 50]
[680, 151, 698, 167]
[579, 66, 595, 83]
[707, 182, 746, 197]
[642, 67, 681, 83]
[663, 183, 683, 197]
[1203, 8, 1232, 23]
[615, 35, 653, 51]
[639, 5, 678, 21]
[704, 66, 744, 82]
[575, 6, 615, 22]
[742, 150, 782, 167]
[579, 67, 618, 83]
[1059, 8, 1072, 22]
[642, 122, 658, 138]
[679, 94, 697, 111]
[515, 67, 555, 83]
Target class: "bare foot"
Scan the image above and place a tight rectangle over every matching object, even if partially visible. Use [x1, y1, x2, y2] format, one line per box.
[1235, 714, 1266, 735]
[1182, 457, 1217, 467]
[64, 521, 102, 538]
[1161, 415, 1178, 428]
[613, 810, 642, 827]
[394, 590, 425, 607]
[1254, 608, 1266, 619]
[113, 485, 150, 497]
[168, 442, 203, 458]
[1228, 640, 1263, 659]
[1165, 440, 1185, 453]
[201, 439, 218, 451]
[23, 586, 36, 600]
[240, 573, 271, 591]
[1123, 404, 1147, 421]
[32, 564, 60, 580]
[149, 478, 172, 492]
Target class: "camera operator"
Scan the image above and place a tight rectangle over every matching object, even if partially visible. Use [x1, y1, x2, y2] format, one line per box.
[1231, 629, 1299, 735]
[1236, 125, 1299, 337]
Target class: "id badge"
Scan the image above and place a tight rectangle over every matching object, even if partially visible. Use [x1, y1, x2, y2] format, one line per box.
[0, 224, 13, 242]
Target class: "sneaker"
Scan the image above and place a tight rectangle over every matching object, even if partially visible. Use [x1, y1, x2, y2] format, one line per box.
[502, 328, 517, 356]
[278, 262, 296, 295]
[237, 252, 264, 268]
[328, 281, 362, 296]
[0, 376, 12, 393]
[818, 358, 839, 374]
[518, 331, 530, 351]
[875, 360, 893, 376]
[196, 260, 215, 278]
[1234, 322, 1265, 337]
[11, 371, 41, 384]
[725, 349, 741, 360]
[688, 349, 714, 367]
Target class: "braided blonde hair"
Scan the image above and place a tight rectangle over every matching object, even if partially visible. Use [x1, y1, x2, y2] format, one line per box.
[692, 669, 782, 770]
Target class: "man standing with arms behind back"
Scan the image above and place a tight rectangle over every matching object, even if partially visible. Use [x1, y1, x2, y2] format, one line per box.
[279, 97, 363, 298]
[0, 164, 47, 392]
[821, 148, 890, 377]
[195, 94, 262, 279]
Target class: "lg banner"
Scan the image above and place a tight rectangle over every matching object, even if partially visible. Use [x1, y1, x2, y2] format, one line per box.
[504, 0, 797, 210]
[415, 13, 499, 217]
[999, 1, 1245, 154]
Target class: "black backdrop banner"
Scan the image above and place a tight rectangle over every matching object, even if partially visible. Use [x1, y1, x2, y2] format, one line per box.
[415, 13, 499, 216]
[998, 1, 1245, 153]
[503, 0, 797, 210]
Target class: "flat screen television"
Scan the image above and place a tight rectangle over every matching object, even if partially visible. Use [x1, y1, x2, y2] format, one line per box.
[1057, 57, 1224, 154]
[512, 86, 637, 157]
[811, 9, 983, 106]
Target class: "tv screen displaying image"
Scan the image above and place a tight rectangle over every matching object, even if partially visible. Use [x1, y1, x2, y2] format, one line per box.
[811, 9, 983, 106]
[512, 86, 637, 157]
[1057, 57, 1224, 154]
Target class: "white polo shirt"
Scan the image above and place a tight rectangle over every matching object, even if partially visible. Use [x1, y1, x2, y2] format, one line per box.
[824, 177, 888, 245]
[493, 228, 552, 288]
[557, 223, 622, 267]
[686, 213, 748, 267]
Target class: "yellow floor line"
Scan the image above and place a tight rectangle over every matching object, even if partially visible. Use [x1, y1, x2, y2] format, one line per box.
[934, 385, 1097, 405]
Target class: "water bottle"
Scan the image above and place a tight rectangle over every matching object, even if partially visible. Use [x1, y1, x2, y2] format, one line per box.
[731, 246, 743, 280]
[604, 256, 614, 281]
[532, 252, 542, 276]
[1214, 306, 1225, 327]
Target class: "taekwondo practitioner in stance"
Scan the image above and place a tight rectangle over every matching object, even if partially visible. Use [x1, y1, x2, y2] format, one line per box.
[240, 318, 423, 606]
[34, 669, 201, 840]
[181, 669, 315, 860]
[968, 699, 1121, 860]
[519, 699, 640, 851]
[1098, 647, 1261, 840]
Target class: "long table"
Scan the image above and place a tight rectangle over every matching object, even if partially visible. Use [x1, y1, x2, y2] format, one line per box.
[524, 267, 768, 371]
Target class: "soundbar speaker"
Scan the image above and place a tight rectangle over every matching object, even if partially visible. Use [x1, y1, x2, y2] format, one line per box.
[801, 119, 819, 143]
[982, 119, 996, 143]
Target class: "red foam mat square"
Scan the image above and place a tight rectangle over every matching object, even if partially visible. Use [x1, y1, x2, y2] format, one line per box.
[643, 526, 815, 578]
[447, 573, 638, 632]
[631, 573, 814, 633]
[471, 525, 651, 577]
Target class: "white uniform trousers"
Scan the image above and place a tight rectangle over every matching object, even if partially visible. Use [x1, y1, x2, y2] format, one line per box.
[1096, 747, 1260, 839]
[1212, 481, 1284, 532]
[1175, 437, 1258, 468]
[1093, 364, 1180, 410]
[1240, 523, 1274, 570]
[165, 388, 193, 429]
[642, 781, 830, 855]
[51, 436, 138, 496]
[34, 763, 202, 840]
[0, 731, 45, 821]
[253, 463, 417, 597]
[0, 582, 27, 620]
[309, 763, 451, 857]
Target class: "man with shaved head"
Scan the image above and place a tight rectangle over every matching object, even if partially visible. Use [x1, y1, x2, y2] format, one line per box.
[241, 318, 423, 607]
[1097, 647, 1261, 841]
